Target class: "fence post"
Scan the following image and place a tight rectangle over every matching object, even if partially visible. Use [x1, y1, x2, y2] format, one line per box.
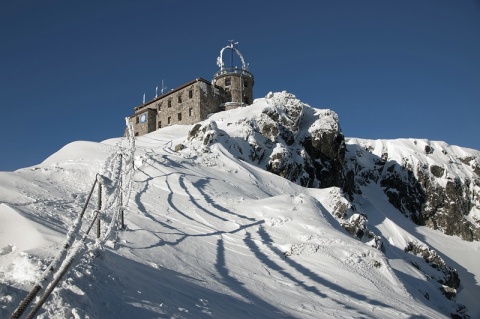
[120, 154, 125, 230]
[121, 208, 125, 229]
[120, 177, 125, 229]
[10, 177, 98, 319]
[96, 183, 102, 238]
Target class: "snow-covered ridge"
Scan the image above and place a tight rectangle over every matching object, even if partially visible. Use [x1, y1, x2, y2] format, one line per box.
[0, 92, 479, 318]
[183, 91, 345, 189]
[345, 137, 480, 241]
[181, 91, 480, 242]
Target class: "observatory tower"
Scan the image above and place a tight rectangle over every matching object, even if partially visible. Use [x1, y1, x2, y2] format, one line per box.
[130, 41, 254, 136]
[213, 41, 254, 110]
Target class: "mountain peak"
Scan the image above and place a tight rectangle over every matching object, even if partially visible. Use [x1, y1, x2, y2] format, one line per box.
[0, 92, 479, 318]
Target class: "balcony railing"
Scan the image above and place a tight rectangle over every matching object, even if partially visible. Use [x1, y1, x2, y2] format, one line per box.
[214, 67, 254, 79]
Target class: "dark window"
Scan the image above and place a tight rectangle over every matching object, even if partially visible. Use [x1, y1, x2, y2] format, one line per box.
[135, 132, 139, 136]
[168, 117, 171, 125]
[158, 121, 162, 129]
[225, 77, 231, 86]
[244, 80, 248, 88]
[168, 99, 172, 108]
[178, 95, 182, 103]
[136, 116, 139, 124]
[226, 92, 232, 103]
[189, 108, 193, 116]
[157, 102, 162, 111]
[178, 113, 182, 121]
[189, 90, 193, 99]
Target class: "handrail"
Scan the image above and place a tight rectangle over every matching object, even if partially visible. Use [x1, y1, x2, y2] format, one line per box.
[23, 209, 101, 319]
[10, 177, 99, 319]
[213, 67, 254, 79]
[10, 121, 136, 318]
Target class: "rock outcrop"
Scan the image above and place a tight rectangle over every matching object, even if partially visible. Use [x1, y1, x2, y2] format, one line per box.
[344, 139, 480, 241]
[340, 213, 383, 249]
[186, 91, 346, 189]
[179, 92, 479, 318]
[185, 92, 480, 242]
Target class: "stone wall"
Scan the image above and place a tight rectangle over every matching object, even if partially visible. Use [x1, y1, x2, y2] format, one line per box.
[131, 108, 157, 136]
[214, 71, 254, 107]
[156, 83, 199, 129]
[131, 78, 226, 136]
[199, 81, 224, 119]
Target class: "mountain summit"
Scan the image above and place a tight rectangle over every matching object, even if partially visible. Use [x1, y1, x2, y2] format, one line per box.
[1, 92, 479, 318]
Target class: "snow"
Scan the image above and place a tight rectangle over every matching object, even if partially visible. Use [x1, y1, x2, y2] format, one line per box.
[347, 137, 480, 189]
[0, 204, 47, 253]
[1, 94, 479, 318]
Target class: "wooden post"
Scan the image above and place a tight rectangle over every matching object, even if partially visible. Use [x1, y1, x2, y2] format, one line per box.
[96, 183, 102, 238]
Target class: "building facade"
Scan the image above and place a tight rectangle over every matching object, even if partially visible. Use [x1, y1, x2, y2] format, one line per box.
[130, 42, 254, 136]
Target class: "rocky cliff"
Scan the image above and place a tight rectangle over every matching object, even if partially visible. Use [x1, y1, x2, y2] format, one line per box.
[185, 91, 480, 243]
[344, 138, 480, 242]
[178, 91, 479, 316]
[187, 91, 346, 189]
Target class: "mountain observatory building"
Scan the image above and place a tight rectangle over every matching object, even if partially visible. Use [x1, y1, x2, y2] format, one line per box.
[129, 42, 254, 136]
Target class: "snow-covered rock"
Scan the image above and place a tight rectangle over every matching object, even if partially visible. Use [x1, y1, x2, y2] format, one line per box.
[184, 91, 345, 188]
[345, 138, 480, 241]
[1, 92, 479, 318]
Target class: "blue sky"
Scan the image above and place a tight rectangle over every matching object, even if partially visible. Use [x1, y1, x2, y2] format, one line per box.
[1, 0, 479, 171]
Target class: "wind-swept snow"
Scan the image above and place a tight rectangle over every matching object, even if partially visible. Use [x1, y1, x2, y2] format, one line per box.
[1, 93, 479, 318]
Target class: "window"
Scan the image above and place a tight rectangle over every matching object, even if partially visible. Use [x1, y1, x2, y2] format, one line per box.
[189, 108, 193, 117]
[136, 116, 139, 124]
[178, 95, 182, 103]
[168, 99, 172, 108]
[167, 117, 171, 125]
[178, 113, 182, 121]
[189, 89, 193, 99]
[135, 132, 139, 136]
[158, 121, 162, 129]
[225, 77, 231, 86]
[244, 80, 248, 88]
[157, 102, 162, 111]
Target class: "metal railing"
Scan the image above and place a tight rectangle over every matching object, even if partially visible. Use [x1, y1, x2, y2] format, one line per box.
[213, 67, 254, 79]
[11, 175, 103, 319]
[11, 121, 135, 318]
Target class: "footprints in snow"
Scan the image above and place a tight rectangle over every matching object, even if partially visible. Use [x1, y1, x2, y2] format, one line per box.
[264, 216, 290, 227]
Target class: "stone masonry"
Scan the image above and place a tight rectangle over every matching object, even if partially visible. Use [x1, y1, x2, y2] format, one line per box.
[129, 42, 254, 136]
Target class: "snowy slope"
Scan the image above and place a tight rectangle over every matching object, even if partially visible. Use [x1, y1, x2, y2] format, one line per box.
[1, 93, 479, 318]
[344, 138, 480, 318]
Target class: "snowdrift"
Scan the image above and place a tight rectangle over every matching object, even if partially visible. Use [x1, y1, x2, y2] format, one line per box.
[0, 92, 479, 318]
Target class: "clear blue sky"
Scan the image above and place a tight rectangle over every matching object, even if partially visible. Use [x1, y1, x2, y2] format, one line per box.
[1, 0, 479, 171]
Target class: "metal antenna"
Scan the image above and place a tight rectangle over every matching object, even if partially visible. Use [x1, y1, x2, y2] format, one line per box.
[161, 79, 167, 95]
[228, 39, 238, 68]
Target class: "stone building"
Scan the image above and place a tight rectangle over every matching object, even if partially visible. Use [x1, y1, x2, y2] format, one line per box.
[130, 42, 254, 136]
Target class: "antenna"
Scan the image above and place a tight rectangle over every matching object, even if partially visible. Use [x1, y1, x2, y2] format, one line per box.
[143, 93, 145, 104]
[155, 86, 158, 98]
[161, 79, 167, 95]
[228, 39, 238, 69]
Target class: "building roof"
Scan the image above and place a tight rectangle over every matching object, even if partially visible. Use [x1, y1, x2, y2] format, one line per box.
[133, 77, 217, 111]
